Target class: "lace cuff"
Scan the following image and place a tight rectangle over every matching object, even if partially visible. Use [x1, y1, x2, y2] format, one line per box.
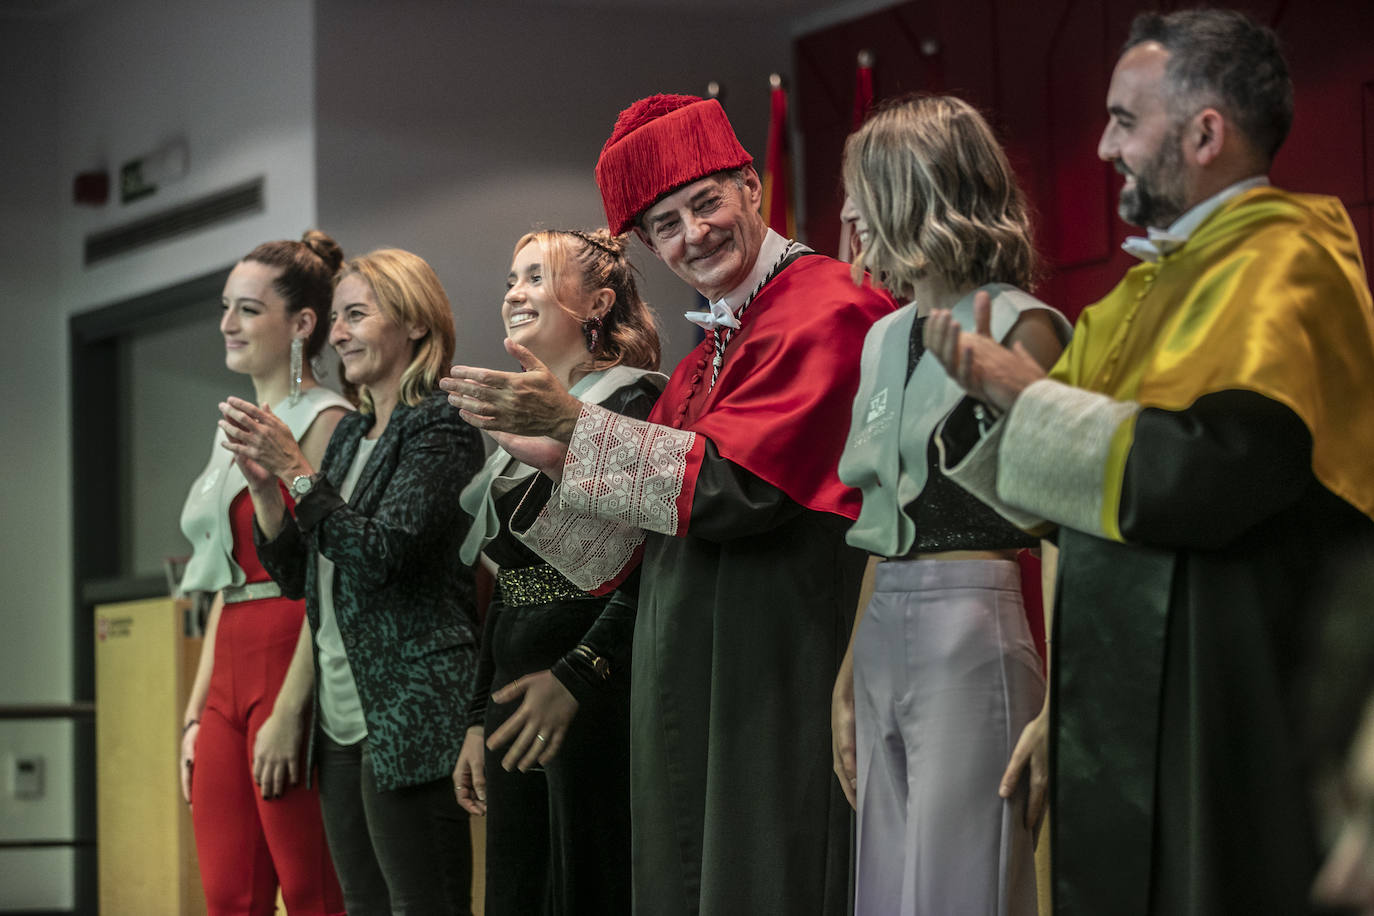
[560, 403, 698, 537]
[514, 489, 644, 593]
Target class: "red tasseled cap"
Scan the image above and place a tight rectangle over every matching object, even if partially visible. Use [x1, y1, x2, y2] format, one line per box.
[595, 94, 754, 235]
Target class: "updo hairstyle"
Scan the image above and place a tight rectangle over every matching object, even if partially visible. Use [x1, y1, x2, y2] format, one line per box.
[240, 229, 345, 359]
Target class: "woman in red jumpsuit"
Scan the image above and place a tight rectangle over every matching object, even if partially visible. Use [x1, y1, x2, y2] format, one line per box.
[178, 231, 351, 915]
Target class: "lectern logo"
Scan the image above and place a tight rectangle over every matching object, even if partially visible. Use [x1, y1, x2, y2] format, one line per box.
[96, 616, 133, 641]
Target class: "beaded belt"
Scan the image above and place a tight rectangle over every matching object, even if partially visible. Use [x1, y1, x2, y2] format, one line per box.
[222, 581, 283, 604]
[497, 564, 592, 608]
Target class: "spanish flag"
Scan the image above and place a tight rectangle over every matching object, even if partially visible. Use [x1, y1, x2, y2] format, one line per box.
[761, 74, 795, 238]
[841, 50, 876, 261]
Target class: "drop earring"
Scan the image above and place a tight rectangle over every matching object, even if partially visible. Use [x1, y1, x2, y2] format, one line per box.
[289, 337, 304, 405]
[582, 315, 603, 354]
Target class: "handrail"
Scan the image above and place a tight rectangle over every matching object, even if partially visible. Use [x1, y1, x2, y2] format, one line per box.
[0, 702, 95, 720]
[0, 839, 95, 849]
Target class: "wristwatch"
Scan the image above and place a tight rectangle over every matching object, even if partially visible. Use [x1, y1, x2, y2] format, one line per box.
[289, 473, 317, 500]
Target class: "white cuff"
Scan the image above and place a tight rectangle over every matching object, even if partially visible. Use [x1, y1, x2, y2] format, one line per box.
[997, 379, 1139, 538]
[515, 493, 644, 592]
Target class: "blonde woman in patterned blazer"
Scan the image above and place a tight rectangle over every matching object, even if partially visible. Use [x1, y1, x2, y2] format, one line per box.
[222, 248, 484, 915]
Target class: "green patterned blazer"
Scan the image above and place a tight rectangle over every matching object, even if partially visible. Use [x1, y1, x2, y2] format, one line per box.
[257, 391, 484, 791]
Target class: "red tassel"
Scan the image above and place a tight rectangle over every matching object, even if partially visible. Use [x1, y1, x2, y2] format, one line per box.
[852, 50, 875, 130]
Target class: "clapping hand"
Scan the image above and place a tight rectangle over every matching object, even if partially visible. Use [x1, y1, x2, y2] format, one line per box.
[924, 291, 1047, 413]
[219, 397, 313, 488]
[441, 339, 582, 444]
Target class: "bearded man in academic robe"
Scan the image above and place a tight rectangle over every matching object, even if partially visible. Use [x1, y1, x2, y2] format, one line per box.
[924, 9, 1374, 916]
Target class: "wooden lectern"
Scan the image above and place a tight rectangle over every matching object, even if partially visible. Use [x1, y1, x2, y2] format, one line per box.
[94, 596, 488, 914]
[94, 596, 205, 916]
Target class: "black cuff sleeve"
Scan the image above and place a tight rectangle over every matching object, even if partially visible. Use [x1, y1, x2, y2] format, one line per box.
[549, 569, 640, 702]
[252, 514, 308, 601]
[292, 475, 346, 534]
[510, 474, 556, 535]
[551, 655, 601, 706]
[938, 397, 988, 467]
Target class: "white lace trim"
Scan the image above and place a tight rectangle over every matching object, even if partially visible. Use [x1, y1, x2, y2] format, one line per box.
[561, 403, 697, 537]
[517, 498, 645, 592]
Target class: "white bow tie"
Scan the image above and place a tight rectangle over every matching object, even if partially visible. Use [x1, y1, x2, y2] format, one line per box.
[684, 300, 742, 331]
[1121, 227, 1189, 263]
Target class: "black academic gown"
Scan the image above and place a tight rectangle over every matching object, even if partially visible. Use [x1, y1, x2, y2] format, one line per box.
[1047, 392, 1373, 916]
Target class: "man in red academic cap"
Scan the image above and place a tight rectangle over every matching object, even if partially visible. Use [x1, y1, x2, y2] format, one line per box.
[444, 94, 896, 915]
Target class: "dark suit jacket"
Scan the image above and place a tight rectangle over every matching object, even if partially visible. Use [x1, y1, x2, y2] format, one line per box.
[257, 391, 484, 791]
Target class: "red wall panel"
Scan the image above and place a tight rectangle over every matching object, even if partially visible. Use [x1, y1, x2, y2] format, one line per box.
[795, 0, 1374, 321]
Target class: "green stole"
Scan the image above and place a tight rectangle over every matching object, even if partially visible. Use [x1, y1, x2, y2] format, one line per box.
[839, 283, 1070, 557]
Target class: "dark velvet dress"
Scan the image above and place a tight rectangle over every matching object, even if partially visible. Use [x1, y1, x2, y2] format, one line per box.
[468, 376, 661, 916]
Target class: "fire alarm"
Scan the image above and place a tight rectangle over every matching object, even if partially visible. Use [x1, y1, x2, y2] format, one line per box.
[74, 171, 109, 206]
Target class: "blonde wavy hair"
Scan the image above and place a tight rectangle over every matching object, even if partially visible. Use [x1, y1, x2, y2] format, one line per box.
[843, 94, 1038, 296]
[513, 228, 660, 372]
[336, 248, 456, 414]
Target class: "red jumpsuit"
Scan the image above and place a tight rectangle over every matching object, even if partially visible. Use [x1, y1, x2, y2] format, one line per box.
[190, 490, 344, 915]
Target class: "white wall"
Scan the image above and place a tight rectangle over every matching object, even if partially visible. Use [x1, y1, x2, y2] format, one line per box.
[55, 0, 319, 312]
[0, 0, 318, 907]
[316, 0, 795, 376]
[0, 15, 75, 908]
[127, 315, 256, 577]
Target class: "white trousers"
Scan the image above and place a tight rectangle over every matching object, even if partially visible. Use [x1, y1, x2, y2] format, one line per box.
[853, 558, 1044, 916]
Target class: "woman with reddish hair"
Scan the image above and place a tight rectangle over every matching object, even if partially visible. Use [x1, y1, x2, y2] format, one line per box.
[452, 228, 663, 915]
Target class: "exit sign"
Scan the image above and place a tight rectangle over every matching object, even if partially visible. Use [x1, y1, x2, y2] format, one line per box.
[120, 158, 156, 204]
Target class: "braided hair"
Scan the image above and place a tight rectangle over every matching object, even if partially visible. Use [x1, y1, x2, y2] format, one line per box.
[513, 228, 661, 372]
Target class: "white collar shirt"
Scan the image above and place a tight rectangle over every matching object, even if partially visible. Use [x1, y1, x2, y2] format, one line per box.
[1121, 175, 1270, 263]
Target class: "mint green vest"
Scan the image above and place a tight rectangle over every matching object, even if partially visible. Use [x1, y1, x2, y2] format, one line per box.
[838, 283, 1070, 557]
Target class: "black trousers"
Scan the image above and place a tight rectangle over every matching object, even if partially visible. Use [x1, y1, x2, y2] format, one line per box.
[316, 733, 472, 916]
[482, 598, 632, 916]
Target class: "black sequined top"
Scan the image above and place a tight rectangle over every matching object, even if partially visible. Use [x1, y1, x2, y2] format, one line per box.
[902, 316, 1036, 554]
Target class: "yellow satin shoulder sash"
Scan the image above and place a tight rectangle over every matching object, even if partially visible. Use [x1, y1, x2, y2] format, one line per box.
[1050, 186, 1374, 520]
